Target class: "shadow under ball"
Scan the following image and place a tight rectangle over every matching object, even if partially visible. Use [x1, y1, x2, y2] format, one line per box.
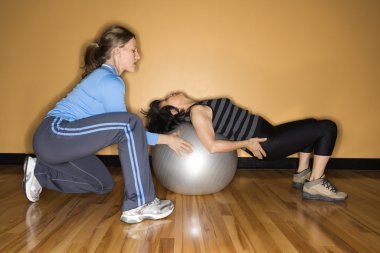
[152, 123, 238, 195]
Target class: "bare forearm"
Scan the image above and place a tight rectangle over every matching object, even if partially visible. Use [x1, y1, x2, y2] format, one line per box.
[208, 139, 248, 153]
[156, 134, 170, 145]
[156, 134, 193, 155]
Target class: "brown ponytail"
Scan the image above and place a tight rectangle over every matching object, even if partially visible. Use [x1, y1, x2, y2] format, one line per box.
[82, 43, 103, 78]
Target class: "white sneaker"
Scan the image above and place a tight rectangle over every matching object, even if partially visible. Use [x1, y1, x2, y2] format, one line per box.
[120, 198, 174, 224]
[23, 156, 42, 202]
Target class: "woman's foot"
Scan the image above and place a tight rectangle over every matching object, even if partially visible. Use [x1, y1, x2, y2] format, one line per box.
[302, 177, 347, 202]
[120, 198, 174, 224]
[292, 167, 311, 189]
[23, 156, 42, 202]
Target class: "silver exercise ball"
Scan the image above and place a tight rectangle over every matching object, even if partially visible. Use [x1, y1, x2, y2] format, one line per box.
[152, 123, 237, 195]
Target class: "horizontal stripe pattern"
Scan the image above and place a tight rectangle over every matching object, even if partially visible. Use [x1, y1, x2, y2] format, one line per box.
[187, 98, 259, 141]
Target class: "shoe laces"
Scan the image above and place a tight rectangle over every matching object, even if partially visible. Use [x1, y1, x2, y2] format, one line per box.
[138, 198, 160, 210]
[145, 198, 160, 207]
[321, 179, 338, 193]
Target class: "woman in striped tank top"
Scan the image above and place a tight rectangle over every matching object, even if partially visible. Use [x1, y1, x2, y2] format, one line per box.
[143, 91, 347, 202]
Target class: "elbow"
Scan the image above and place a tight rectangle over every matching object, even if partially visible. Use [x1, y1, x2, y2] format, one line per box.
[207, 144, 218, 154]
[201, 139, 219, 153]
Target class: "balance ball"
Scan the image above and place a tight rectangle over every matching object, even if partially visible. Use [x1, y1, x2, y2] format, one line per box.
[152, 123, 237, 195]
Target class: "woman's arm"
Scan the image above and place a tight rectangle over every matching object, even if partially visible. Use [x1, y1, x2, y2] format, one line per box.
[190, 105, 267, 159]
[156, 133, 193, 156]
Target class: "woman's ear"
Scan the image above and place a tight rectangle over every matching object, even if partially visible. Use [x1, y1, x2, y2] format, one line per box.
[112, 47, 121, 57]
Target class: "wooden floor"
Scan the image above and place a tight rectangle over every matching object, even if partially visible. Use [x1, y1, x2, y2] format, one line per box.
[0, 166, 379, 253]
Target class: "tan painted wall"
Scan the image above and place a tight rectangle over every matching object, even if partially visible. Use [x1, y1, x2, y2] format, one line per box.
[0, 0, 379, 158]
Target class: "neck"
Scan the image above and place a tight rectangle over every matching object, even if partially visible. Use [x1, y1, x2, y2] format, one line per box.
[104, 60, 122, 76]
[181, 98, 198, 111]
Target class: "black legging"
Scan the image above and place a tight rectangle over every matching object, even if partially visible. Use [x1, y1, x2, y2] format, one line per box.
[248, 117, 337, 160]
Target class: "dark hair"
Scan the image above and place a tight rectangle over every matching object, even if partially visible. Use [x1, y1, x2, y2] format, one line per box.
[141, 100, 186, 133]
[82, 25, 135, 78]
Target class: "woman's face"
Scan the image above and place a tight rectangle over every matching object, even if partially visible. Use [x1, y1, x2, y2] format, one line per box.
[159, 91, 185, 111]
[116, 38, 140, 73]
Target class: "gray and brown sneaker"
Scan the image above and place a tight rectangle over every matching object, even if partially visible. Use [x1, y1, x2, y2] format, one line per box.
[292, 167, 311, 189]
[302, 177, 347, 202]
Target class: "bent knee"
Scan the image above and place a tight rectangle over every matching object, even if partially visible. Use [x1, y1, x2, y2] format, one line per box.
[120, 113, 144, 130]
[319, 119, 338, 135]
[303, 118, 318, 124]
[97, 181, 114, 194]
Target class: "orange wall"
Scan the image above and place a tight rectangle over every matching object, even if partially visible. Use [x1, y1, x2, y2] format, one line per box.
[0, 0, 379, 158]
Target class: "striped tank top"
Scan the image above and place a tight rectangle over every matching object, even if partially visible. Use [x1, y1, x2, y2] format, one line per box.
[184, 98, 260, 141]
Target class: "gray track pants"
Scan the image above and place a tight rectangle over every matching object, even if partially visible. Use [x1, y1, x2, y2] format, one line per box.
[32, 112, 156, 211]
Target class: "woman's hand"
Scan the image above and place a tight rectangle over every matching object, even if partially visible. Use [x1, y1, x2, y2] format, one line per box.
[246, 137, 267, 159]
[165, 132, 193, 156]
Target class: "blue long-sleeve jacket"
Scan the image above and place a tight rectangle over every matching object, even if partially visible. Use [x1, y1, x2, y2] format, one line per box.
[47, 64, 158, 145]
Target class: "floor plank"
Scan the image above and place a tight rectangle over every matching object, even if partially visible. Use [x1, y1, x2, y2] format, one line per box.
[0, 165, 379, 253]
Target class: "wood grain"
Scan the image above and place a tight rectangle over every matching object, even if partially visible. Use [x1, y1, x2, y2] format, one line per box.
[0, 165, 379, 253]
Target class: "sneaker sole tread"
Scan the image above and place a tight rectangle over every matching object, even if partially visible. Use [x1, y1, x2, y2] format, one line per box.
[292, 182, 304, 189]
[120, 208, 174, 224]
[23, 157, 38, 203]
[302, 192, 347, 202]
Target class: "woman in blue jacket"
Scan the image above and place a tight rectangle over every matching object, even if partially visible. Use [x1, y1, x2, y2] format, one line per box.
[23, 25, 191, 224]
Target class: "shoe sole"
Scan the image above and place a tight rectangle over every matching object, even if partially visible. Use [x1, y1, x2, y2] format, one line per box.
[302, 192, 347, 202]
[292, 171, 311, 189]
[120, 207, 174, 224]
[23, 156, 38, 203]
[292, 182, 304, 189]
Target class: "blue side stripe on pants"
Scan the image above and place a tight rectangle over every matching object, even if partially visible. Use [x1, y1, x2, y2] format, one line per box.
[123, 128, 144, 206]
[55, 120, 131, 131]
[50, 117, 146, 206]
[126, 124, 145, 204]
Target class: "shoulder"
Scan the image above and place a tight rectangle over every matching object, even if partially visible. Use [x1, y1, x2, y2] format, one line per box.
[190, 104, 212, 119]
[88, 66, 124, 86]
[191, 104, 208, 112]
[97, 74, 125, 93]
[99, 74, 124, 86]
